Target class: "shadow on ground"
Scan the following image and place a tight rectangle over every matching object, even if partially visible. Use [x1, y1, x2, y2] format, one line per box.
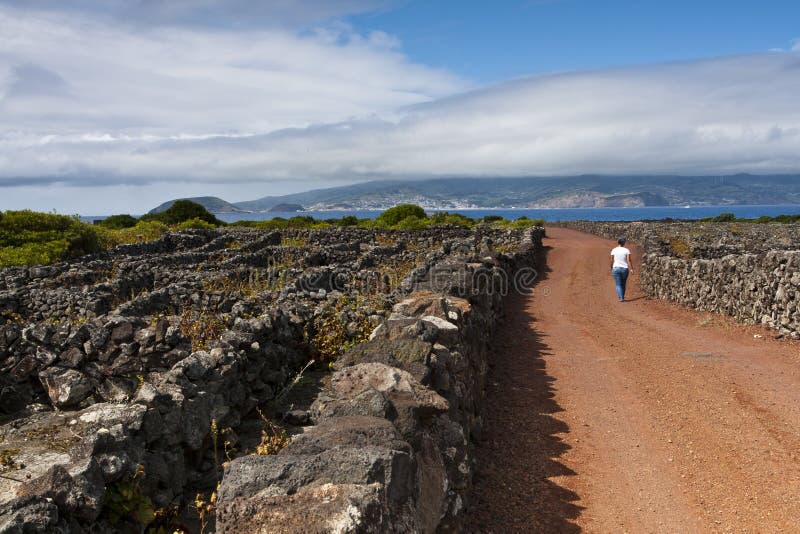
[464, 245, 583, 533]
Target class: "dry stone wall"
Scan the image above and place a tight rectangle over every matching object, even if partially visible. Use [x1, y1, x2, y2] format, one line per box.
[217, 230, 542, 533]
[557, 221, 800, 338]
[0, 225, 542, 533]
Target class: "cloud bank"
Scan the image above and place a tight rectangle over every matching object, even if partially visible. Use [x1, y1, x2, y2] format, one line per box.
[0, 0, 395, 29]
[1, 2, 799, 212]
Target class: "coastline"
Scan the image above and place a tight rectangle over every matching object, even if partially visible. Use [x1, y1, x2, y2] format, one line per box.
[81, 204, 800, 223]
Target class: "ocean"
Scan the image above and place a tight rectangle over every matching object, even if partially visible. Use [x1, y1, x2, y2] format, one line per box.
[212, 205, 800, 223]
[82, 205, 800, 224]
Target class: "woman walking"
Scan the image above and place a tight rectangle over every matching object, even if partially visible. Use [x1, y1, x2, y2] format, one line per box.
[610, 238, 632, 301]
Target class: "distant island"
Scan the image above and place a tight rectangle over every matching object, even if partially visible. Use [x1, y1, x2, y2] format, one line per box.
[153, 174, 800, 213]
[149, 196, 245, 214]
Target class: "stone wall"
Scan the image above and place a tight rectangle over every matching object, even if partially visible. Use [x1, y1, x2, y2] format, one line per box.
[556, 221, 800, 338]
[216, 230, 541, 533]
[0, 225, 542, 533]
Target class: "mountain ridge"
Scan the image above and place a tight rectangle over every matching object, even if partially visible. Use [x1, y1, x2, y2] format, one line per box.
[153, 175, 800, 213]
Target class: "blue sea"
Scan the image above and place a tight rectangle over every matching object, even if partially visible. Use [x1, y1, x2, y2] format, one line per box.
[84, 205, 800, 224]
[212, 205, 800, 223]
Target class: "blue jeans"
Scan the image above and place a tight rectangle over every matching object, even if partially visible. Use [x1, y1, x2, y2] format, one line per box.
[612, 267, 629, 301]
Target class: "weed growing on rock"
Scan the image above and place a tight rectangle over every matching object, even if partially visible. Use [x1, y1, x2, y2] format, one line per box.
[211, 419, 220, 484]
[20, 424, 81, 453]
[70, 315, 89, 327]
[669, 237, 692, 258]
[146, 505, 188, 534]
[272, 360, 315, 408]
[180, 307, 226, 351]
[307, 295, 373, 362]
[198, 419, 225, 534]
[98, 259, 122, 283]
[0, 448, 20, 470]
[372, 258, 417, 293]
[256, 422, 290, 456]
[374, 233, 399, 247]
[195, 491, 217, 534]
[223, 429, 237, 464]
[0, 311, 24, 325]
[102, 465, 154, 528]
[281, 235, 308, 248]
[202, 270, 281, 299]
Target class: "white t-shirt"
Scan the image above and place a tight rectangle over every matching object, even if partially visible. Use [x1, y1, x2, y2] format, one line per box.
[611, 246, 630, 269]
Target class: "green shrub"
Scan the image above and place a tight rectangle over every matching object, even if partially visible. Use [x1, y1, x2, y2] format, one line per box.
[510, 218, 534, 228]
[232, 216, 318, 229]
[97, 214, 138, 229]
[175, 217, 215, 230]
[0, 210, 101, 266]
[394, 215, 429, 230]
[96, 220, 169, 249]
[482, 215, 504, 222]
[710, 212, 736, 222]
[429, 212, 475, 227]
[493, 216, 544, 229]
[102, 477, 154, 527]
[0, 240, 70, 267]
[230, 219, 284, 229]
[773, 214, 800, 223]
[229, 220, 256, 228]
[709, 213, 799, 224]
[287, 215, 316, 228]
[265, 217, 289, 229]
[334, 215, 359, 227]
[376, 204, 427, 227]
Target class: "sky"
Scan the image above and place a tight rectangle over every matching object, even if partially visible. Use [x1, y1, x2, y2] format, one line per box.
[1, 0, 799, 214]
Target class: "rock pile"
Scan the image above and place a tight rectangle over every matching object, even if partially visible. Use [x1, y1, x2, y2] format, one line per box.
[557, 221, 800, 338]
[0, 225, 543, 532]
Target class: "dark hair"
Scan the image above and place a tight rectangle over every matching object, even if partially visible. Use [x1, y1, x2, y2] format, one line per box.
[618, 237, 626, 245]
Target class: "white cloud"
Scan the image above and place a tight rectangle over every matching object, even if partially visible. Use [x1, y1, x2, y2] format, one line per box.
[1, 3, 800, 213]
[0, 3, 463, 151]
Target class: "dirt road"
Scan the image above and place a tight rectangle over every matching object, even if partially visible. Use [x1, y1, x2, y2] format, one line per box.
[466, 227, 800, 533]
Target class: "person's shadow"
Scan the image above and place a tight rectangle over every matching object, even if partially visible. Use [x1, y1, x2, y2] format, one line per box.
[623, 296, 647, 302]
[464, 245, 584, 533]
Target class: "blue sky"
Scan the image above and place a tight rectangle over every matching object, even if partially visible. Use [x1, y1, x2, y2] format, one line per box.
[0, 0, 799, 213]
[350, 0, 800, 82]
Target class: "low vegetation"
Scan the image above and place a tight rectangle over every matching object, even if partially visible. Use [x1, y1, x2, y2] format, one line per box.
[306, 295, 375, 363]
[0, 210, 101, 267]
[0, 202, 545, 267]
[96, 220, 170, 249]
[230, 208, 543, 231]
[701, 212, 800, 223]
[0, 201, 223, 267]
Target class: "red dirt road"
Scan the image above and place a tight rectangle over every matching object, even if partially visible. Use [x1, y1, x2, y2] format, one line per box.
[466, 227, 800, 533]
